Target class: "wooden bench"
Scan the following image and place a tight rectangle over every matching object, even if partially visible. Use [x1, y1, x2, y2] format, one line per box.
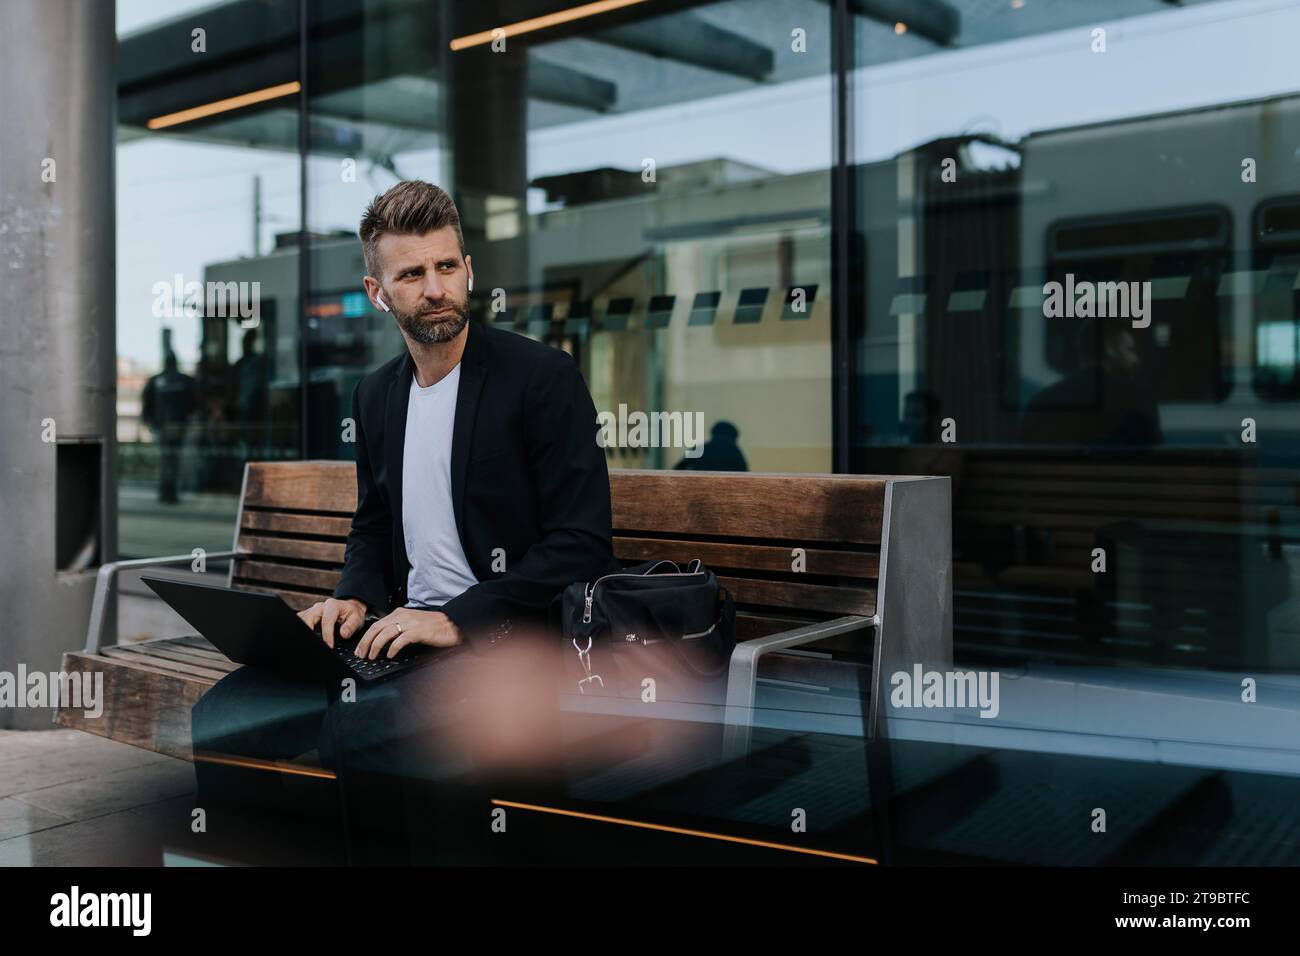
[57, 462, 952, 767]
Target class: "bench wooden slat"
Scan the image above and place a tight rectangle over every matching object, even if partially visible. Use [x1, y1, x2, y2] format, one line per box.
[734, 611, 822, 641]
[159, 639, 233, 663]
[110, 642, 237, 671]
[614, 535, 878, 578]
[718, 575, 876, 616]
[233, 560, 340, 593]
[101, 644, 237, 680]
[609, 469, 886, 545]
[239, 535, 347, 564]
[244, 461, 357, 514]
[232, 582, 329, 610]
[110, 640, 238, 670]
[171, 635, 220, 650]
[241, 510, 354, 538]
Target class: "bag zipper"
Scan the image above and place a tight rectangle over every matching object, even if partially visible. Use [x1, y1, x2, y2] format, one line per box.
[581, 562, 705, 624]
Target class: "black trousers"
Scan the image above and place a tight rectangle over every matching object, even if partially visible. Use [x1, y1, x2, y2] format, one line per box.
[190, 633, 565, 864]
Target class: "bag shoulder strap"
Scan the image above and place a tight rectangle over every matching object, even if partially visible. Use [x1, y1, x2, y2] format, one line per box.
[650, 584, 736, 680]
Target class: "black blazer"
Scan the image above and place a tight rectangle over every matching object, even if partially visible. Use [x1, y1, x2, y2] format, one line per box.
[332, 318, 618, 652]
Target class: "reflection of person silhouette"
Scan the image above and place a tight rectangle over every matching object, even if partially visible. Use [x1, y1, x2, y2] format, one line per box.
[141, 351, 198, 504]
[902, 389, 941, 444]
[1020, 319, 1163, 445]
[674, 420, 748, 471]
[232, 328, 269, 459]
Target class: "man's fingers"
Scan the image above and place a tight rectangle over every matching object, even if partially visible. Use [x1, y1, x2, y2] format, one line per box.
[385, 635, 411, 659]
[364, 625, 397, 660]
[353, 620, 380, 658]
[339, 610, 360, 640]
[321, 604, 340, 649]
[300, 602, 327, 647]
[365, 627, 393, 660]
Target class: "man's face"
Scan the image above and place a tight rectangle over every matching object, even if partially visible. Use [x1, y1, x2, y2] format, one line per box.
[369, 228, 472, 345]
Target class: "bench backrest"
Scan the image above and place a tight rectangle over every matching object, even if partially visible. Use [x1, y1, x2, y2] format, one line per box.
[232, 462, 885, 636]
[232, 462, 357, 608]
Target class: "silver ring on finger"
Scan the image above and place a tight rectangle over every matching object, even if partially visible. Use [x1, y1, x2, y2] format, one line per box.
[395, 622, 403, 635]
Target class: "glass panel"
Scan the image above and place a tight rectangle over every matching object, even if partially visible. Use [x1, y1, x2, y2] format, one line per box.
[850, 0, 1300, 684]
[116, 0, 302, 556]
[301, 0, 449, 458]
[302, 0, 836, 471]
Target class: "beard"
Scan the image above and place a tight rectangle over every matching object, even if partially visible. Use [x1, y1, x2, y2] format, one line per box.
[393, 296, 470, 345]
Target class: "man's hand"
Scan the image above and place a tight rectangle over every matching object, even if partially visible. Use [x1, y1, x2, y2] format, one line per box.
[354, 608, 463, 660]
[298, 597, 368, 649]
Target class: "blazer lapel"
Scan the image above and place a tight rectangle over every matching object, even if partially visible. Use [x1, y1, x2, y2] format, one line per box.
[450, 319, 488, 547]
[386, 350, 414, 583]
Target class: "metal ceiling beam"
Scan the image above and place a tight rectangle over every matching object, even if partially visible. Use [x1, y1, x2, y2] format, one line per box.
[591, 12, 773, 82]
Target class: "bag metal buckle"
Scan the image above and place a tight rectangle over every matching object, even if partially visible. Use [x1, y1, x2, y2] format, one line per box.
[572, 636, 604, 694]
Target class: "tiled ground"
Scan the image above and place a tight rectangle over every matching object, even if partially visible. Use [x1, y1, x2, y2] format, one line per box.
[0, 729, 345, 866]
[0, 728, 192, 865]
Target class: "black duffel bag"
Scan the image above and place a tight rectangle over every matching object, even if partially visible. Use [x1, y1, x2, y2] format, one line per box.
[558, 559, 736, 705]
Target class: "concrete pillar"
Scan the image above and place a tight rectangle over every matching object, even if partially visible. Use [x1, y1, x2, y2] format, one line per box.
[0, 0, 117, 728]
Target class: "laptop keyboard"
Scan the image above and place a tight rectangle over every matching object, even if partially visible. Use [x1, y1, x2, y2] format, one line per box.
[329, 638, 411, 680]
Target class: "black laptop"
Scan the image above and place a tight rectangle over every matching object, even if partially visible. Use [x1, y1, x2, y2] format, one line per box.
[141, 576, 441, 683]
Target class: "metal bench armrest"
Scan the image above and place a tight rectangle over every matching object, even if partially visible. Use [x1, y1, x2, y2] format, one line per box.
[84, 551, 239, 654]
[721, 614, 876, 761]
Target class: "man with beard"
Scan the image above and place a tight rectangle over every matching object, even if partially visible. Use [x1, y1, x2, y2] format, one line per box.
[189, 180, 617, 862]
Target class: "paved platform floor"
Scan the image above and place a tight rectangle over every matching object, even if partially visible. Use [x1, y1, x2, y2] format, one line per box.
[0, 729, 344, 866]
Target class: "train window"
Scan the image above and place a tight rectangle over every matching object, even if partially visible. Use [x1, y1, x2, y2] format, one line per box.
[1257, 197, 1300, 243]
[1044, 206, 1232, 404]
[1251, 197, 1300, 401]
[1050, 211, 1226, 256]
[1257, 321, 1298, 376]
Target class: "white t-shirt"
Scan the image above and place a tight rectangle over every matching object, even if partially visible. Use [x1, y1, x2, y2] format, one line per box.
[402, 362, 479, 607]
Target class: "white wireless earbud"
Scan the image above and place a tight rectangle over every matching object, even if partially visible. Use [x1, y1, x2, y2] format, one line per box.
[376, 292, 391, 313]
[467, 276, 474, 292]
